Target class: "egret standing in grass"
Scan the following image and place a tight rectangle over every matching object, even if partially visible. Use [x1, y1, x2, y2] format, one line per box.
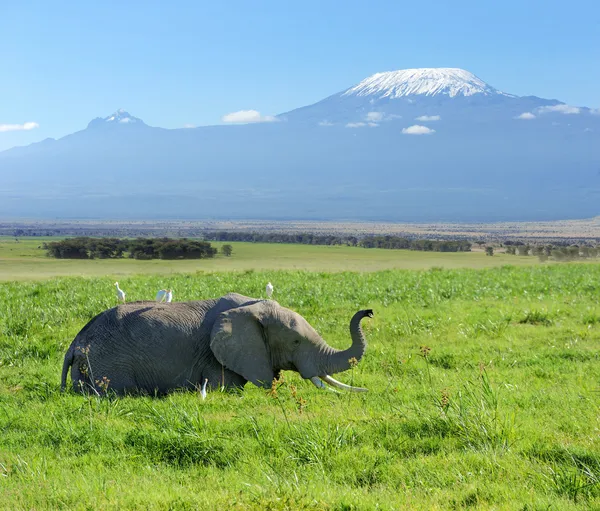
[156, 289, 167, 302]
[266, 281, 274, 299]
[165, 289, 173, 303]
[114, 282, 126, 303]
[200, 378, 208, 400]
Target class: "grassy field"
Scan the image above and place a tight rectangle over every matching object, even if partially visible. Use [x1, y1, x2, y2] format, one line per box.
[0, 237, 538, 281]
[0, 262, 599, 509]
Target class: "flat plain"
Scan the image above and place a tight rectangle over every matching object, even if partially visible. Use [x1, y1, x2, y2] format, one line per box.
[0, 239, 598, 510]
[0, 237, 538, 281]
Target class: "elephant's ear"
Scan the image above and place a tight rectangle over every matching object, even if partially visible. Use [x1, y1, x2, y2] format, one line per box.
[210, 303, 274, 388]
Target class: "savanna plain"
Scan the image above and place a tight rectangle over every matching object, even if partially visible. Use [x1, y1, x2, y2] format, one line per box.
[0, 238, 599, 510]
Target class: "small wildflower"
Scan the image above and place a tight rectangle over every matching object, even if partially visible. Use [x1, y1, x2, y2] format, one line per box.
[419, 345, 431, 358]
[440, 387, 450, 412]
[95, 376, 111, 393]
[288, 384, 307, 413]
[348, 357, 358, 368]
[77, 345, 90, 355]
[295, 395, 307, 414]
[268, 373, 285, 398]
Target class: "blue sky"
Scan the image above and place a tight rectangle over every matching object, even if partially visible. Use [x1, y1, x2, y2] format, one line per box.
[1, 0, 599, 151]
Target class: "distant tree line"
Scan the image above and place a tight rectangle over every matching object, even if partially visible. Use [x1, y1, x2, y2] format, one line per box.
[204, 231, 356, 246]
[203, 231, 472, 252]
[358, 236, 472, 252]
[503, 242, 599, 261]
[43, 237, 217, 260]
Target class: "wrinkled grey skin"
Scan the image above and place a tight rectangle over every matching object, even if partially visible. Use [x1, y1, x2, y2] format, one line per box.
[61, 293, 371, 395]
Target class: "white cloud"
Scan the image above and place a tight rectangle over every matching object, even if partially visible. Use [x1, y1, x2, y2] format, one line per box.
[537, 104, 581, 115]
[0, 121, 39, 132]
[221, 109, 277, 124]
[183, 123, 196, 129]
[516, 112, 536, 120]
[346, 122, 378, 128]
[366, 111, 384, 122]
[591, 108, 600, 115]
[119, 117, 132, 123]
[415, 115, 441, 122]
[402, 125, 436, 135]
[318, 120, 334, 126]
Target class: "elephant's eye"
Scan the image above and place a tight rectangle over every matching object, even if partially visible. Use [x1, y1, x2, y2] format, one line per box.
[293, 339, 301, 345]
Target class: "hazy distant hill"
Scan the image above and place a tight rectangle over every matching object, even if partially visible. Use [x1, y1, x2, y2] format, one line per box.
[1, 69, 599, 221]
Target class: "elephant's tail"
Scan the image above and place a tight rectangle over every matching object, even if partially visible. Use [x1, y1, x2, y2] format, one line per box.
[60, 345, 74, 392]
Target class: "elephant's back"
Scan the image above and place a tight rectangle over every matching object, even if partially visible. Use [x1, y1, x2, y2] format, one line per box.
[108, 300, 218, 335]
[72, 300, 216, 350]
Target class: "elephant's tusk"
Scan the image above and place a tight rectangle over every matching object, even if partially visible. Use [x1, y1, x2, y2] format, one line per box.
[320, 375, 368, 393]
[309, 376, 340, 393]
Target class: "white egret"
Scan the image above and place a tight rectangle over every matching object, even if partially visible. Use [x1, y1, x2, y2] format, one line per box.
[156, 289, 167, 302]
[115, 282, 126, 303]
[165, 289, 173, 303]
[266, 281, 274, 299]
[200, 378, 208, 400]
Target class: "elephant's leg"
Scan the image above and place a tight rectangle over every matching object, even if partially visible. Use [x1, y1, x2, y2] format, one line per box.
[201, 363, 247, 391]
[68, 355, 93, 393]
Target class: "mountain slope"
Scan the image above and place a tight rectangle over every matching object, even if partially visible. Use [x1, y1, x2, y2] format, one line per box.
[1, 69, 599, 221]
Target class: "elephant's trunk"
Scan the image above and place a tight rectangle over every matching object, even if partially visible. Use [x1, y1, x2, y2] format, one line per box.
[321, 309, 372, 376]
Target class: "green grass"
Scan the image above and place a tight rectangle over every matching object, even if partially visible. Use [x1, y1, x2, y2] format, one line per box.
[0, 236, 539, 281]
[1, 264, 599, 509]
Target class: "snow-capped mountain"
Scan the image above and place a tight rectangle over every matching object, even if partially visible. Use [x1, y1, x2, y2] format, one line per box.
[342, 68, 510, 98]
[87, 109, 146, 129]
[1, 68, 599, 221]
[278, 67, 571, 125]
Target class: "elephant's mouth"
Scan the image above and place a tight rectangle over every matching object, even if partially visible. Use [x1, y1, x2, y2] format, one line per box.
[279, 361, 299, 373]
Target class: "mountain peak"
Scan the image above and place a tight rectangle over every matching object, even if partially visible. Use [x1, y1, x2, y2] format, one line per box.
[87, 109, 144, 129]
[104, 109, 141, 124]
[342, 67, 511, 99]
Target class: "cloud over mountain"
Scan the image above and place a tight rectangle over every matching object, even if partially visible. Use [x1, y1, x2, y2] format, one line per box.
[402, 124, 436, 135]
[415, 115, 441, 121]
[366, 111, 384, 122]
[0, 121, 39, 132]
[222, 110, 277, 123]
[516, 112, 536, 120]
[537, 104, 581, 115]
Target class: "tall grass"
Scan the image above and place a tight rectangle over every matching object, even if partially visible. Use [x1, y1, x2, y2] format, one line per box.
[0, 264, 599, 509]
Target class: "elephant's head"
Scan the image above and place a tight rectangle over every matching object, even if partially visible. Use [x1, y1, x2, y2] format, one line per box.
[210, 301, 372, 392]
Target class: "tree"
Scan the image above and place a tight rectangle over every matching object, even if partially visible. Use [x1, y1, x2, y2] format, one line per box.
[221, 244, 233, 257]
[485, 246, 494, 256]
[532, 246, 544, 257]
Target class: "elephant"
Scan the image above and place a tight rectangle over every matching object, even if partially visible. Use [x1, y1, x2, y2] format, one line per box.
[61, 293, 373, 396]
